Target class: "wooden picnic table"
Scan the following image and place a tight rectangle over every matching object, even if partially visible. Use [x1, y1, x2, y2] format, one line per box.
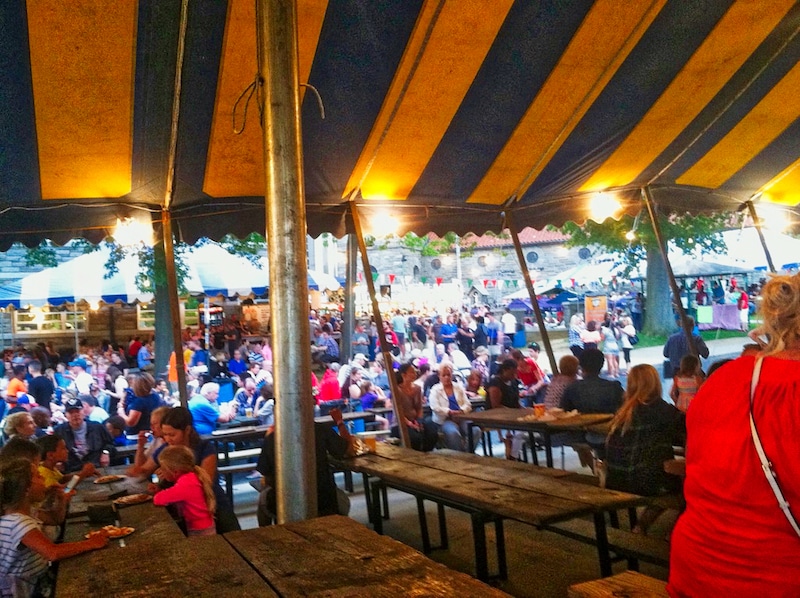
[57, 509, 271, 597]
[66, 465, 149, 519]
[224, 515, 510, 597]
[58, 509, 504, 596]
[451, 407, 613, 467]
[336, 444, 645, 578]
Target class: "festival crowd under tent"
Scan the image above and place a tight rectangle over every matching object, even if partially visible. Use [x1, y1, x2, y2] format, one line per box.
[4, 0, 800, 523]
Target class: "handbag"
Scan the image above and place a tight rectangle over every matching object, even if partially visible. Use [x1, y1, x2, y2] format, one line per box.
[629, 333, 639, 346]
[749, 357, 800, 538]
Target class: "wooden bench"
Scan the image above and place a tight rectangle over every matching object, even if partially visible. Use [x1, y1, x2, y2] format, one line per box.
[569, 571, 668, 597]
[545, 518, 671, 570]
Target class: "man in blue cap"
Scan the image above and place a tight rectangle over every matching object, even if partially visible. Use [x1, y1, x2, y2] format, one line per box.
[68, 358, 93, 395]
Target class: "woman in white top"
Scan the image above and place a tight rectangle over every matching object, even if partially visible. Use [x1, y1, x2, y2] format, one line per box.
[427, 363, 475, 451]
[619, 316, 637, 371]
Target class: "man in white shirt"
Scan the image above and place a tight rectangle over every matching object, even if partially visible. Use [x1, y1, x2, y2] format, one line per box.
[69, 359, 94, 395]
[501, 308, 518, 336]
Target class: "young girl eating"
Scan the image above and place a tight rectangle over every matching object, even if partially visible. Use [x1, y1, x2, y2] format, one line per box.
[0, 458, 108, 596]
[151, 445, 216, 536]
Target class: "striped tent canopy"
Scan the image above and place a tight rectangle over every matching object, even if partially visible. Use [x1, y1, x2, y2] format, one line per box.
[2, 0, 799, 247]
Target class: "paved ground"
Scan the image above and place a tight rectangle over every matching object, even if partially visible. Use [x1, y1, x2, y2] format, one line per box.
[228, 335, 749, 596]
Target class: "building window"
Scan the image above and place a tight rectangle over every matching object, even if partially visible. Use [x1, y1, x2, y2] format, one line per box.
[526, 251, 539, 264]
[578, 247, 591, 260]
[431, 259, 441, 270]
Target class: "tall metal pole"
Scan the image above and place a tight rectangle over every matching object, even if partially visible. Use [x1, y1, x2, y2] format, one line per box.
[257, 0, 316, 522]
[349, 203, 411, 448]
[642, 187, 697, 356]
[161, 0, 190, 408]
[162, 211, 188, 407]
[745, 200, 777, 274]
[505, 214, 559, 375]
[342, 235, 358, 359]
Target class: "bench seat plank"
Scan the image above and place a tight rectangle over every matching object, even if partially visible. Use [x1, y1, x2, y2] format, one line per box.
[568, 571, 668, 597]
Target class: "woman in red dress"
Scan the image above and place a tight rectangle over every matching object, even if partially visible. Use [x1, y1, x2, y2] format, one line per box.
[668, 274, 800, 597]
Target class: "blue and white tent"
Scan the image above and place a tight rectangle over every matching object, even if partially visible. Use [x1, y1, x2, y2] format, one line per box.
[0, 243, 340, 308]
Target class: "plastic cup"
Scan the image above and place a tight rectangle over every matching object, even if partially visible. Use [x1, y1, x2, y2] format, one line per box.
[363, 437, 377, 452]
[534, 404, 546, 418]
[245, 407, 254, 418]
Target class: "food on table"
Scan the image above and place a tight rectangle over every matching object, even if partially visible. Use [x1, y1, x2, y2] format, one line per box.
[93, 475, 125, 484]
[113, 494, 152, 506]
[86, 525, 135, 539]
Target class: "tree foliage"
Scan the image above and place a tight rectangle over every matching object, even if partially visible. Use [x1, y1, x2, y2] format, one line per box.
[399, 232, 478, 257]
[552, 209, 731, 334]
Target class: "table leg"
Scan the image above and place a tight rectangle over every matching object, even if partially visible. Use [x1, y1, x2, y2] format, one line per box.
[416, 497, 432, 553]
[468, 423, 476, 454]
[362, 473, 373, 524]
[437, 503, 448, 550]
[593, 511, 612, 577]
[528, 431, 539, 466]
[471, 512, 489, 581]
[545, 429, 554, 468]
[495, 518, 507, 580]
[371, 482, 384, 535]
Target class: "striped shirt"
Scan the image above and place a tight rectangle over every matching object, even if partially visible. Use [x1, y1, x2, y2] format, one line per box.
[0, 513, 48, 597]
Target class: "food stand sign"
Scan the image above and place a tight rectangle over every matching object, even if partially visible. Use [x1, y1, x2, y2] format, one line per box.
[584, 295, 607, 326]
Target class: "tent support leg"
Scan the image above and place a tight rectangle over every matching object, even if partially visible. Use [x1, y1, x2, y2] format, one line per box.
[504, 214, 559, 376]
[258, 0, 316, 523]
[162, 210, 188, 407]
[341, 235, 358, 359]
[745, 200, 777, 274]
[349, 202, 411, 449]
[642, 187, 697, 356]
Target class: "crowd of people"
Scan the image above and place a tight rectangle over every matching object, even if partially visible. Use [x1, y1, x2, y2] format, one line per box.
[1, 269, 798, 595]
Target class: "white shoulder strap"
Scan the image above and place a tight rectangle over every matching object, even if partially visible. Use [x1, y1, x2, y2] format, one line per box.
[749, 357, 800, 538]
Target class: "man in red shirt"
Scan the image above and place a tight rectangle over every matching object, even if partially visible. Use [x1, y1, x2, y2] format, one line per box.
[737, 290, 749, 331]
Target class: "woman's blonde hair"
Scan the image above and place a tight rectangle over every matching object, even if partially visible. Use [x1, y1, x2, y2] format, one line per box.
[3, 412, 32, 438]
[758, 273, 800, 356]
[607, 364, 662, 437]
[158, 445, 216, 515]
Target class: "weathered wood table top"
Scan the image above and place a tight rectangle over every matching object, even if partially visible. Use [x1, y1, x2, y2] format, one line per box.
[67, 466, 149, 518]
[451, 407, 613, 432]
[56, 532, 273, 597]
[339, 445, 644, 526]
[224, 515, 511, 597]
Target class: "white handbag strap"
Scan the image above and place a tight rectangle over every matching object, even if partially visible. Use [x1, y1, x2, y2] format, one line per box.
[749, 357, 800, 538]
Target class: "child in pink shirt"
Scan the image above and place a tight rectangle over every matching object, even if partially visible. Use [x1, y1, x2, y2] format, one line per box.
[152, 445, 216, 536]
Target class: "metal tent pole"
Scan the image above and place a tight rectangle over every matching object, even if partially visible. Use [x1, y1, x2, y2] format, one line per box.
[257, 0, 316, 522]
[745, 200, 777, 274]
[160, 0, 190, 408]
[349, 203, 411, 448]
[342, 235, 357, 359]
[162, 211, 188, 407]
[505, 214, 559, 375]
[642, 187, 697, 356]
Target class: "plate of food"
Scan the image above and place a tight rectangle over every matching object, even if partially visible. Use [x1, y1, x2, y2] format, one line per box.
[94, 475, 125, 485]
[85, 525, 135, 540]
[113, 493, 152, 507]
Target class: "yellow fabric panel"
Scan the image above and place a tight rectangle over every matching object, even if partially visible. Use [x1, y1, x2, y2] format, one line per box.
[760, 159, 800, 206]
[204, 0, 328, 198]
[468, 0, 666, 205]
[580, 0, 796, 193]
[677, 62, 800, 188]
[27, 0, 136, 199]
[345, 0, 514, 201]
